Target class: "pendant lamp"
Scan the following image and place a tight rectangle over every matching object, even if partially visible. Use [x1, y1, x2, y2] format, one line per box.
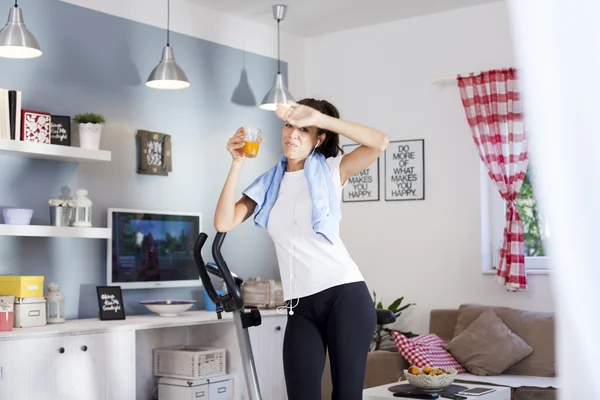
[146, 0, 189, 90]
[0, 1, 42, 59]
[260, 5, 294, 110]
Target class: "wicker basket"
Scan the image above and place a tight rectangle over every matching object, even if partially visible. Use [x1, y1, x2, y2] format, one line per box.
[154, 345, 226, 379]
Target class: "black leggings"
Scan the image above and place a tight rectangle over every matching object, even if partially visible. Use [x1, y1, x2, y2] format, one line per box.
[283, 281, 376, 400]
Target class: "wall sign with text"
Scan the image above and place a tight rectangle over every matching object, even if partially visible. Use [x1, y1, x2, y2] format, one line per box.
[96, 286, 126, 321]
[384, 139, 425, 201]
[342, 143, 380, 202]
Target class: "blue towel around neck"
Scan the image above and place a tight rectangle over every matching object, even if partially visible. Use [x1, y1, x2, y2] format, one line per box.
[242, 152, 341, 244]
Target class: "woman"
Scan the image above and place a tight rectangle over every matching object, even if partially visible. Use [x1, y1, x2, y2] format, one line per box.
[214, 98, 389, 400]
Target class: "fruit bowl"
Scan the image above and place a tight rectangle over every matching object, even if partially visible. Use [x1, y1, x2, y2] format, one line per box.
[140, 300, 196, 317]
[404, 366, 458, 392]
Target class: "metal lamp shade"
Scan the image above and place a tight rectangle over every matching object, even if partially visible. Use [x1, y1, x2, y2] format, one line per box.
[0, 7, 42, 59]
[146, 45, 190, 90]
[260, 73, 294, 111]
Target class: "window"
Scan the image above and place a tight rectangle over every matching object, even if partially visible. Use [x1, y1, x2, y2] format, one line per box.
[483, 165, 551, 272]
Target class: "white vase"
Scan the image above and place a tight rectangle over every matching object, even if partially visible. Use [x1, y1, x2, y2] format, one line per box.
[79, 123, 103, 150]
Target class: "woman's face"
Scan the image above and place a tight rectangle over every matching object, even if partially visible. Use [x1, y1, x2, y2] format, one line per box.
[281, 122, 323, 161]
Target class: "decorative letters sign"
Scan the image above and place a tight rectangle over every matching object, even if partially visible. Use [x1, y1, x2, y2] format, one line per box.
[342, 144, 380, 202]
[385, 139, 425, 201]
[96, 286, 126, 320]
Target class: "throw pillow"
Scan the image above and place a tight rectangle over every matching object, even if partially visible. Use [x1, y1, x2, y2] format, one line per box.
[445, 309, 533, 376]
[453, 303, 555, 377]
[392, 332, 465, 373]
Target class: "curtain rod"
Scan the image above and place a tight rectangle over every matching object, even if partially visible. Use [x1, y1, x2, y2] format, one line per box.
[430, 67, 515, 85]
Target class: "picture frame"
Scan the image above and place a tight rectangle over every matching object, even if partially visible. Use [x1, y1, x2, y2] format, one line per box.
[96, 286, 126, 321]
[384, 139, 425, 201]
[342, 143, 380, 202]
[50, 115, 71, 146]
[136, 129, 172, 176]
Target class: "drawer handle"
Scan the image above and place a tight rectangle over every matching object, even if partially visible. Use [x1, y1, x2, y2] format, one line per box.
[58, 347, 65, 354]
[218, 387, 227, 393]
[81, 345, 87, 352]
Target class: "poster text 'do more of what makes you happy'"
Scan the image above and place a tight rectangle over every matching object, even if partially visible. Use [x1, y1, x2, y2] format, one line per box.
[385, 139, 424, 201]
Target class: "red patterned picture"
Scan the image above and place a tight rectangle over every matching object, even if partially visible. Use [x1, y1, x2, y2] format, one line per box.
[20, 109, 51, 144]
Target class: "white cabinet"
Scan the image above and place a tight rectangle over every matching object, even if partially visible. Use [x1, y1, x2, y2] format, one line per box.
[249, 314, 287, 400]
[0, 330, 135, 400]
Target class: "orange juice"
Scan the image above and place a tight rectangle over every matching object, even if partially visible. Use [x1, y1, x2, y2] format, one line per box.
[243, 141, 260, 158]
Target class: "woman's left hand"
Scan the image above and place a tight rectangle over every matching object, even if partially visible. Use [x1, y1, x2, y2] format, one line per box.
[275, 102, 323, 128]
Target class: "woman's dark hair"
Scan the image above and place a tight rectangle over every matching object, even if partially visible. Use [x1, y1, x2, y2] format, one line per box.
[297, 98, 344, 159]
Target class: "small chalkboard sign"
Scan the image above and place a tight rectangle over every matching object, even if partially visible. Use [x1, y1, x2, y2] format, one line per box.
[96, 286, 126, 320]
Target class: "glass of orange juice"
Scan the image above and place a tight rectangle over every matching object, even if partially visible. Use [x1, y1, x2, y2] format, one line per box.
[243, 127, 262, 158]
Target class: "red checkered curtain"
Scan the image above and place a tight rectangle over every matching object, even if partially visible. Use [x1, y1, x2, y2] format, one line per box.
[457, 68, 529, 291]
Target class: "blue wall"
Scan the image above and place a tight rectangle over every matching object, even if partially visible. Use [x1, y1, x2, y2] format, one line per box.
[0, 0, 287, 319]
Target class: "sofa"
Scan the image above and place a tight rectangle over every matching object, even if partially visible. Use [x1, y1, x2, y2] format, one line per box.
[321, 304, 557, 400]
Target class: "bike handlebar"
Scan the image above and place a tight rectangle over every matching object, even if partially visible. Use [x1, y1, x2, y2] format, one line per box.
[193, 232, 245, 312]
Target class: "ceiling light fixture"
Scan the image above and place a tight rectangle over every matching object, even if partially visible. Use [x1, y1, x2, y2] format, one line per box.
[260, 4, 294, 110]
[0, 0, 42, 59]
[146, 0, 189, 90]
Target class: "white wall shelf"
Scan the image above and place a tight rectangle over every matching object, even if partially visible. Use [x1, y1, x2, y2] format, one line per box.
[0, 224, 111, 239]
[0, 140, 111, 163]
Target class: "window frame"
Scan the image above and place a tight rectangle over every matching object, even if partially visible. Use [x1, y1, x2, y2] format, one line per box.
[480, 163, 551, 274]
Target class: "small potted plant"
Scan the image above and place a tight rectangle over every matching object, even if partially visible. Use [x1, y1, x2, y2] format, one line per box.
[48, 198, 76, 226]
[73, 112, 105, 150]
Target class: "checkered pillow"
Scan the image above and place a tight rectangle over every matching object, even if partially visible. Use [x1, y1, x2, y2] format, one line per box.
[392, 332, 465, 373]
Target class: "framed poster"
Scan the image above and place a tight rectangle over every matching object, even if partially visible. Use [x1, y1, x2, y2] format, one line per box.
[96, 286, 126, 320]
[384, 139, 425, 201]
[136, 129, 172, 176]
[342, 143, 380, 202]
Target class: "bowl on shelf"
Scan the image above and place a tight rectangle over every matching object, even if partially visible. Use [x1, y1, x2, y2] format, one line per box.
[2, 208, 33, 225]
[404, 366, 458, 392]
[140, 299, 196, 317]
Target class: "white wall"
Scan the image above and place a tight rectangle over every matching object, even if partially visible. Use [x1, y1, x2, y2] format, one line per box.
[306, 2, 555, 335]
[60, 0, 307, 97]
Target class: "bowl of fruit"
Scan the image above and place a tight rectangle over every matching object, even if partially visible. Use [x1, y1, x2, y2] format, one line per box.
[404, 365, 458, 392]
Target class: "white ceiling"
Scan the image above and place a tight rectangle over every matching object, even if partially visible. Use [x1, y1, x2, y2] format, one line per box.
[186, 0, 503, 37]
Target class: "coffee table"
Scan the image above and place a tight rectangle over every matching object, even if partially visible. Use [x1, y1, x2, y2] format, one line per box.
[363, 381, 510, 399]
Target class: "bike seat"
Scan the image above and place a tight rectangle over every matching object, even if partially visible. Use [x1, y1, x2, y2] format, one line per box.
[376, 309, 396, 325]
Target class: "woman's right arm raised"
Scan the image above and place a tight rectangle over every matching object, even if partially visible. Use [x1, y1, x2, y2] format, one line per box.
[214, 127, 261, 232]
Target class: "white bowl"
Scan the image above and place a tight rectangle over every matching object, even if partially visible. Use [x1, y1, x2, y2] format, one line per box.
[2, 208, 33, 225]
[140, 300, 196, 317]
[404, 367, 458, 392]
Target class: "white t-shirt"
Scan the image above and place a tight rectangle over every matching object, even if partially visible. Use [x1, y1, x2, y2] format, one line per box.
[266, 154, 365, 301]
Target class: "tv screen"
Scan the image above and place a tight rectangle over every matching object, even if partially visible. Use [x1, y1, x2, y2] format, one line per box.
[107, 208, 203, 289]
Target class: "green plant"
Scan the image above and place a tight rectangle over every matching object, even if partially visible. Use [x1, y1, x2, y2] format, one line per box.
[73, 112, 105, 124]
[371, 291, 417, 351]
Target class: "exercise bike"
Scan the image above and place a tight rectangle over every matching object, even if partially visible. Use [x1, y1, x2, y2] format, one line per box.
[193, 231, 397, 400]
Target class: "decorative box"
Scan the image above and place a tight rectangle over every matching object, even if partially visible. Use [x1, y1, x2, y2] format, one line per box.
[0, 295, 15, 332]
[14, 297, 46, 328]
[158, 375, 233, 400]
[20, 109, 51, 144]
[0, 275, 44, 298]
[241, 278, 285, 309]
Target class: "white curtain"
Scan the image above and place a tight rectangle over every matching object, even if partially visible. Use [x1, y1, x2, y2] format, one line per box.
[506, 0, 600, 398]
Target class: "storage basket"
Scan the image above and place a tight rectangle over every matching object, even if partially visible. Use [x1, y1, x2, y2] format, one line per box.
[154, 345, 226, 379]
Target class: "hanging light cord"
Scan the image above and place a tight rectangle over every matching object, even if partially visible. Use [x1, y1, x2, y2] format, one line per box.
[14, 0, 17, 7]
[277, 18, 281, 74]
[166, 0, 170, 46]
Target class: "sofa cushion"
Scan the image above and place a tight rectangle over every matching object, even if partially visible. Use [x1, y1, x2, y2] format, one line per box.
[445, 309, 533, 376]
[453, 304, 555, 377]
[392, 332, 465, 373]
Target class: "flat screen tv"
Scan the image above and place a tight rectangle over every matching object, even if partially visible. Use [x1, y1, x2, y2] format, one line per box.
[107, 208, 203, 289]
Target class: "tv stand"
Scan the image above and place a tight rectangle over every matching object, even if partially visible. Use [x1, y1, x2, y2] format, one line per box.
[0, 310, 288, 400]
